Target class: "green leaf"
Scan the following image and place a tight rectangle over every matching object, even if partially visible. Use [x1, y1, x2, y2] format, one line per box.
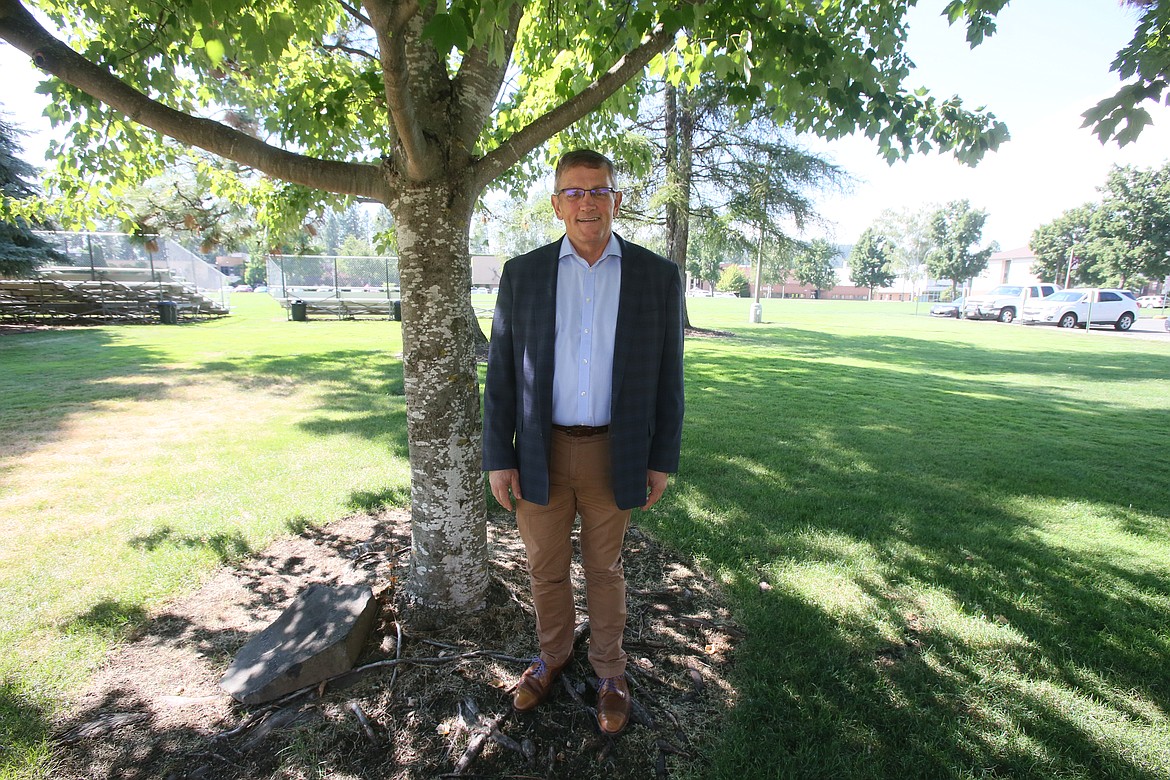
[204, 39, 226, 65]
[421, 12, 471, 54]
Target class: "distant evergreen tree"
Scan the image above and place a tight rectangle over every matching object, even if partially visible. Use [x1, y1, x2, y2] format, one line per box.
[0, 114, 65, 277]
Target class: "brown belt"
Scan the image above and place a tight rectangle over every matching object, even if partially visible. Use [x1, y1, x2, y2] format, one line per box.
[552, 424, 610, 437]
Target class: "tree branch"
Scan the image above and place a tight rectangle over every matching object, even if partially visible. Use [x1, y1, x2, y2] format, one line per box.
[334, 0, 372, 27]
[452, 2, 524, 153]
[473, 22, 678, 191]
[363, 0, 432, 180]
[322, 41, 379, 62]
[0, 0, 388, 202]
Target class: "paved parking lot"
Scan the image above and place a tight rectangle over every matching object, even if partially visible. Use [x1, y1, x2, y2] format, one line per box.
[1103, 316, 1169, 341]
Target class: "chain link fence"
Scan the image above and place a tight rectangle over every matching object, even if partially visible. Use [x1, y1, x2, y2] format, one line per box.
[266, 254, 401, 319]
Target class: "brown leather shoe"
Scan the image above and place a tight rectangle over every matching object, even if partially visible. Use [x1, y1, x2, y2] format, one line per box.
[512, 658, 565, 712]
[596, 674, 630, 735]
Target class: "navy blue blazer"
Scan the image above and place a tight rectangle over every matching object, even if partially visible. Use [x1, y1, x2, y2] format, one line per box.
[482, 234, 685, 510]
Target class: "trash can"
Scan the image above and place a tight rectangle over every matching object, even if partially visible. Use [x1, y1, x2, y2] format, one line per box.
[158, 300, 178, 325]
[391, 299, 402, 322]
[290, 300, 308, 322]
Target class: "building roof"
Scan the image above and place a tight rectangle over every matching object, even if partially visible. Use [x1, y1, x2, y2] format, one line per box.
[990, 246, 1035, 261]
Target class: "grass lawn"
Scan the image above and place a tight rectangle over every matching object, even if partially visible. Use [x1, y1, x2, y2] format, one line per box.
[2, 294, 1168, 778]
[0, 295, 412, 776]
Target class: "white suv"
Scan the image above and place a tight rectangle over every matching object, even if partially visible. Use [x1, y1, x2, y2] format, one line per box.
[963, 283, 1060, 322]
[1020, 288, 1138, 330]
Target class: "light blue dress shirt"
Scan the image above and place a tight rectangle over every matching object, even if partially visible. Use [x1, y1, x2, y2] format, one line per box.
[552, 234, 622, 426]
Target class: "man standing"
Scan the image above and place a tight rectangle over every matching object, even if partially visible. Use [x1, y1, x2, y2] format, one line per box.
[482, 149, 685, 736]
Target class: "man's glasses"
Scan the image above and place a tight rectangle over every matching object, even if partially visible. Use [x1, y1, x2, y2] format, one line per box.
[555, 187, 620, 200]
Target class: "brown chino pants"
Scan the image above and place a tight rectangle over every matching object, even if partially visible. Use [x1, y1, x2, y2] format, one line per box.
[516, 429, 631, 679]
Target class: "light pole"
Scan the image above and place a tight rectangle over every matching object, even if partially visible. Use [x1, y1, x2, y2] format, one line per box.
[750, 219, 764, 323]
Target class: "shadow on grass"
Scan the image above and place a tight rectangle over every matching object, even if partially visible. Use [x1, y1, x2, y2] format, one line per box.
[643, 326, 1170, 778]
[70, 599, 151, 639]
[128, 526, 254, 563]
[196, 351, 410, 460]
[0, 677, 52, 777]
[0, 330, 173, 465]
[348, 486, 412, 514]
[0, 329, 411, 467]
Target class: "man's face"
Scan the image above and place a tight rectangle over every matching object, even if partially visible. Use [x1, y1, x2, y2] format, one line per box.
[551, 164, 622, 251]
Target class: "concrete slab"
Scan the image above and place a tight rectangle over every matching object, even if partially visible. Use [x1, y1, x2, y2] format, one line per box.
[220, 583, 378, 705]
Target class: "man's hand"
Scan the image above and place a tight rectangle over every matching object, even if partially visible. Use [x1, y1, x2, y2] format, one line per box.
[642, 470, 669, 510]
[489, 469, 522, 511]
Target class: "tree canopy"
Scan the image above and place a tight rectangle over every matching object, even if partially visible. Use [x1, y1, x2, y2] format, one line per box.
[0, 0, 1022, 609]
[793, 238, 839, 294]
[0, 112, 64, 277]
[848, 228, 896, 296]
[1031, 162, 1170, 288]
[926, 200, 995, 292]
[873, 207, 933, 292]
[1083, 0, 1170, 146]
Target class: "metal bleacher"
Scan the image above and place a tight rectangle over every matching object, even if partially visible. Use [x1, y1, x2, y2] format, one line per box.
[0, 233, 230, 324]
[266, 254, 403, 320]
[279, 285, 402, 320]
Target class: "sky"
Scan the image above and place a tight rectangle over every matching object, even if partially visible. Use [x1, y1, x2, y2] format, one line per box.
[2, 0, 1169, 253]
[797, 0, 1170, 251]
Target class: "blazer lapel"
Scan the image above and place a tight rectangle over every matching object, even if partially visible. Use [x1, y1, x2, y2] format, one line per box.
[611, 235, 642, 408]
[533, 241, 560, 432]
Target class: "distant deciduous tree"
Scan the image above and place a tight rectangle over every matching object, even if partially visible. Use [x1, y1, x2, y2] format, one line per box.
[793, 238, 839, 297]
[1031, 162, 1170, 288]
[873, 207, 934, 293]
[716, 264, 750, 297]
[492, 192, 561, 261]
[848, 228, 896, 298]
[926, 200, 995, 294]
[1094, 163, 1170, 286]
[1030, 204, 1097, 285]
[688, 214, 748, 290]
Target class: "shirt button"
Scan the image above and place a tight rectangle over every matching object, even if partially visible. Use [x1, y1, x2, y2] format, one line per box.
[580, 391, 587, 397]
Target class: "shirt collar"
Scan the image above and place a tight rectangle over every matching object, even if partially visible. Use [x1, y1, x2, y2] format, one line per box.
[558, 233, 623, 265]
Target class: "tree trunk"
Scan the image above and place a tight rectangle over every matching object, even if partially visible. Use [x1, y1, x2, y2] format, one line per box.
[392, 177, 489, 611]
[664, 83, 694, 329]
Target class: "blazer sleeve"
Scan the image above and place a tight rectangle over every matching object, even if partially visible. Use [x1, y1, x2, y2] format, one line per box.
[482, 260, 519, 471]
[648, 261, 685, 474]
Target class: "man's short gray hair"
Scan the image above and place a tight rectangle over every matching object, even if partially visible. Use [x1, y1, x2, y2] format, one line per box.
[555, 149, 617, 188]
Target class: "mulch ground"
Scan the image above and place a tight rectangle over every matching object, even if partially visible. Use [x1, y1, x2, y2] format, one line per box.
[51, 509, 740, 779]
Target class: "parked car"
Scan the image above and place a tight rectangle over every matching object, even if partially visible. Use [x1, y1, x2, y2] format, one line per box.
[963, 283, 1060, 322]
[232, 284, 253, 293]
[929, 296, 966, 318]
[1137, 294, 1167, 308]
[1019, 288, 1138, 330]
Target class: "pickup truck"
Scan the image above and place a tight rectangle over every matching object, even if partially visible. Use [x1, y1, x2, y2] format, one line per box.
[963, 283, 1060, 323]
